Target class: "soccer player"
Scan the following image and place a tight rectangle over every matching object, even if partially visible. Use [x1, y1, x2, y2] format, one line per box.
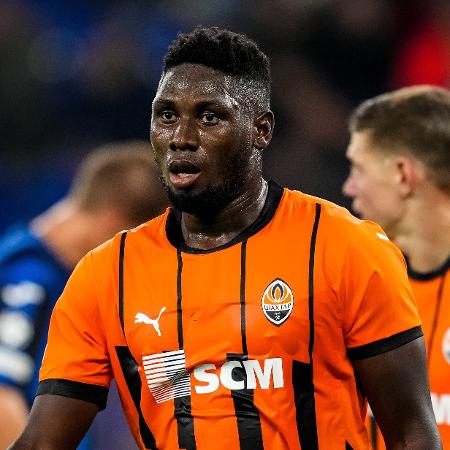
[0, 141, 167, 449]
[10, 27, 441, 449]
[343, 85, 450, 448]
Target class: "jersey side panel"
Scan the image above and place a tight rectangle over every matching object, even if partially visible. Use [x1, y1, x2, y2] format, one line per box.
[116, 223, 182, 450]
[412, 272, 450, 444]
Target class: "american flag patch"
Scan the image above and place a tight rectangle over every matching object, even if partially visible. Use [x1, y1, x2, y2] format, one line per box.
[143, 349, 191, 403]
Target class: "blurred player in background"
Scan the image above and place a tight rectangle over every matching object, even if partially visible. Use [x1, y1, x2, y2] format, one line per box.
[0, 141, 167, 449]
[343, 85, 450, 448]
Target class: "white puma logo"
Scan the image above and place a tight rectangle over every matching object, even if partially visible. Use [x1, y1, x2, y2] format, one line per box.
[135, 307, 166, 336]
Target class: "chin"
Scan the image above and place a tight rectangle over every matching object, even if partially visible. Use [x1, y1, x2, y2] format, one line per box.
[167, 182, 237, 216]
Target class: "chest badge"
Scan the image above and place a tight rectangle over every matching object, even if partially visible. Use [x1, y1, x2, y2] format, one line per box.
[261, 278, 294, 326]
[442, 328, 450, 364]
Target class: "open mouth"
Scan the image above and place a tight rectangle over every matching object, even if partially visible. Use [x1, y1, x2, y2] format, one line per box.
[168, 160, 201, 189]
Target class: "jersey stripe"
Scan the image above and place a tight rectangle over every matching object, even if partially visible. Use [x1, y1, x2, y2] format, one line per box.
[228, 241, 264, 449]
[115, 346, 157, 449]
[176, 249, 184, 349]
[308, 204, 321, 357]
[369, 415, 379, 449]
[240, 240, 248, 355]
[118, 231, 128, 332]
[175, 250, 197, 450]
[227, 353, 264, 450]
[427, 274, 446, 365]
[117, 233, 157, 449]
[293, 203, 321, 449]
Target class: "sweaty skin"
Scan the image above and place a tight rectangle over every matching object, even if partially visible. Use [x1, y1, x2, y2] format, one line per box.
[151, 64, 274, 250]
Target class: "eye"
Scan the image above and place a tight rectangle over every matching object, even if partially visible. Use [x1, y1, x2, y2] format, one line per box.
[200, 112, 219, 125]
[161, 110, 176, 122]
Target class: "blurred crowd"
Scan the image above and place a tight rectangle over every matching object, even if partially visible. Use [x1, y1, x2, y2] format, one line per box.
[2, 0, 450, 232]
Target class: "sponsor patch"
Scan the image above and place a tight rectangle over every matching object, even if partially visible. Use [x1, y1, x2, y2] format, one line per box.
[261, 278, 294, 326]
[143, 349, 191, 403]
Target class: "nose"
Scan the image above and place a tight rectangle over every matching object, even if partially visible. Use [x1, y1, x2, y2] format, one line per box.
[170, 117, 198, 152]
[342, 173, 356, 197]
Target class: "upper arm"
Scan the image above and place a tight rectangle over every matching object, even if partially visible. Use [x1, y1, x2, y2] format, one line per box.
[354, 337, 441, 449]
[327, 219, 440, 446]
[39, 251, 112, 400]
[10, 394, 98, 450]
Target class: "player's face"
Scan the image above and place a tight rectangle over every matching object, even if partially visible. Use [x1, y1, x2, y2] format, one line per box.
[343, 130, 404, 233]
[150, 63, 257, 215]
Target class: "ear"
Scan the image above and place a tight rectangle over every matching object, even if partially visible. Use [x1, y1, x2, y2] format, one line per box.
[395, 156, 425, 196]
[253, 111, 275, 150]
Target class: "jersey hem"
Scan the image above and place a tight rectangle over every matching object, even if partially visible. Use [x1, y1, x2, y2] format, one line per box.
[347, 326, 423, 360]
[37, 378, 108, 410]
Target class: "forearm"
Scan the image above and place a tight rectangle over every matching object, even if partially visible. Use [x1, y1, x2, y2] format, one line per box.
[7, 394, 98, 450]
[386, 416, 442, 450]
[0, 386, 29, 449]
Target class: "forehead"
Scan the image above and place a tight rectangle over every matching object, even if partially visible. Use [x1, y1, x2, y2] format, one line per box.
[347, 130, 378, 159]
[154, 63, 240, 107]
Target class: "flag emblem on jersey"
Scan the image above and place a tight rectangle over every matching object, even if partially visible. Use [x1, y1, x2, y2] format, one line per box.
[142, 349, 191, 403]
[261, 278, 294, 326]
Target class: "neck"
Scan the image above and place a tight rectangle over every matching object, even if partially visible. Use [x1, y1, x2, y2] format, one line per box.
[394, 187, 450, 273]
[30, 200, 100, 270]
[30, 199, 127, 270]
[181, 178, 268, 250]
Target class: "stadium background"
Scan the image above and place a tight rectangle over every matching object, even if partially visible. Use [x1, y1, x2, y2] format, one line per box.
[1, 0, 449, 448]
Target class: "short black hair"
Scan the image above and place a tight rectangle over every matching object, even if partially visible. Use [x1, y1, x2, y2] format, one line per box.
[163, 26, 271, 111]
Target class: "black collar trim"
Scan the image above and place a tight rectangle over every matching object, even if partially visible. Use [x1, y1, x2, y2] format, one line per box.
[165, 180, 284, 254]
[407, 255, 450, 281]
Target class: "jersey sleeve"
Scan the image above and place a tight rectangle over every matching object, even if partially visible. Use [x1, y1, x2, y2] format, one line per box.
[334, 219, 422, 359]
[37, 251, 112, 410]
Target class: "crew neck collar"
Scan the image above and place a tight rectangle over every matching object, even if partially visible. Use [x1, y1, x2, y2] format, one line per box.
[165, 180, 283, 254]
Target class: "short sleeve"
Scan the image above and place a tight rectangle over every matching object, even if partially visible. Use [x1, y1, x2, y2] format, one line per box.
[38, 251, 112, 409]
[336, 220, 422, 359]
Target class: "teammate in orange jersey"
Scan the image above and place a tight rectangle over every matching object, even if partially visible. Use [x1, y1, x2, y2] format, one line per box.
[10, 27, 441, 449]
[343, 85, 450, 449]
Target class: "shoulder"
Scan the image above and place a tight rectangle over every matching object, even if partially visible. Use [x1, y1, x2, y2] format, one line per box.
[281, 188, 403, 264]
[282, 188, 386, 239]
[89, 209, 169, 268]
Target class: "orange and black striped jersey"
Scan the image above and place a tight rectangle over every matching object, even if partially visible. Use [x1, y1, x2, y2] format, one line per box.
[367, 257, 450, 449]
[38, 181, 422, 450]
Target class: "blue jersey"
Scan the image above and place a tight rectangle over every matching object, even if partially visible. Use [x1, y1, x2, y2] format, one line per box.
[0, 224, 91, 450]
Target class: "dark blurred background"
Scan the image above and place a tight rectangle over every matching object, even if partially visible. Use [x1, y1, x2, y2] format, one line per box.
[1, 0, 450, 446]
[2, 0, 450, 231]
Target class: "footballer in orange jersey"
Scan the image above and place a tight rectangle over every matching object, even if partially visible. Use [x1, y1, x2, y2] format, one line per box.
[344, 85, 450, 448]
[11, 28, 440, 450]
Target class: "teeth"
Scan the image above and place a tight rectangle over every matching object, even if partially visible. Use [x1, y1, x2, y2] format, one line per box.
[178, 173, 190, 178]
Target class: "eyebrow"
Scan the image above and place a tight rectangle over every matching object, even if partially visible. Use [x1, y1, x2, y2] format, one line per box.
[153, 98, 231, 109]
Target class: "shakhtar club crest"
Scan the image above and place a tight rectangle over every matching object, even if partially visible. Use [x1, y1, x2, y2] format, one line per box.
[261, 278, 294, 326]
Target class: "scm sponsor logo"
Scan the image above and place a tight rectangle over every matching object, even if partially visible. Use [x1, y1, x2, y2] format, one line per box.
[193, 357, 284, 394]
[431, 392, 450, 425]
